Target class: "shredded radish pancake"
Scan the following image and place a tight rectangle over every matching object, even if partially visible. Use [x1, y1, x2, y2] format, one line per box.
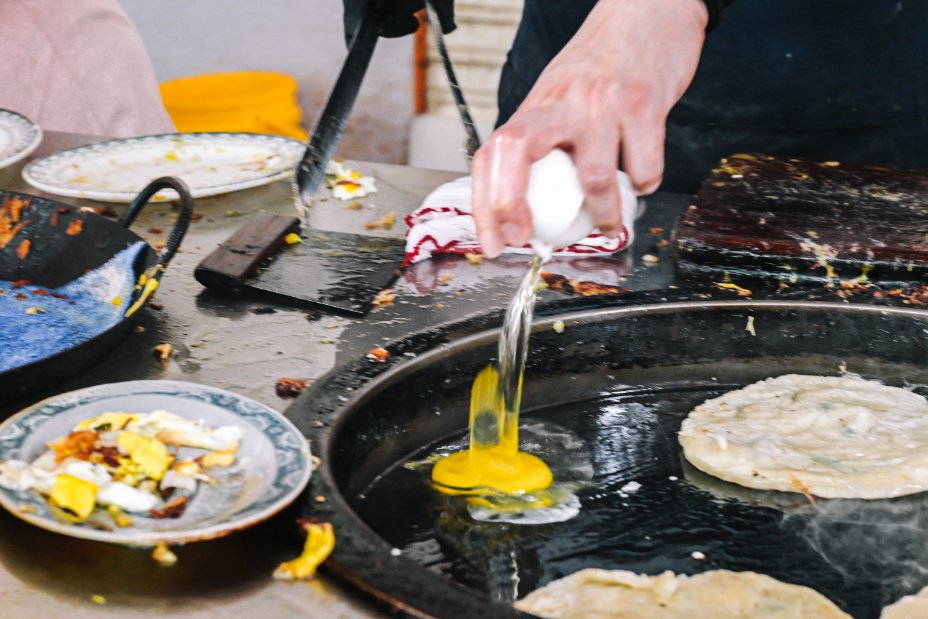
[679, 374, 928, 499]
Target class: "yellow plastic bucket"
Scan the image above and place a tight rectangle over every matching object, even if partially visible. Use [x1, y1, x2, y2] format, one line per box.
[160, 71, 308, 140]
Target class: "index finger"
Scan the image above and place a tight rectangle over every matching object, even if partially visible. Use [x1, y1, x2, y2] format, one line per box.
[472, 112, 571, 258]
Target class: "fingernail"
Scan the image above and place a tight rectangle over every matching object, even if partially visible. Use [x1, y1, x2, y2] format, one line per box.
[500, 223, 526, 247]
[637, 175, 663, 196]
[482, 231, 503, 259]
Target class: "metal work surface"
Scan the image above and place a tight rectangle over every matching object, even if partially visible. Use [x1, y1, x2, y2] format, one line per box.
[0, 132, 687, 618]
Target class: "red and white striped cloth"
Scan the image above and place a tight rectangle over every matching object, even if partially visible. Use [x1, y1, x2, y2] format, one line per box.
[403, 175, 639, 266]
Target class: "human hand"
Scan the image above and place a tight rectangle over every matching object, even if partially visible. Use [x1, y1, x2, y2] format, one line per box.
[472, 0, 708, 258]
[342, 0, 454, 43]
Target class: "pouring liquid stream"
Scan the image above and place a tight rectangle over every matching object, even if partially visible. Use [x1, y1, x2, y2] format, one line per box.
[431, 251, 554, 497]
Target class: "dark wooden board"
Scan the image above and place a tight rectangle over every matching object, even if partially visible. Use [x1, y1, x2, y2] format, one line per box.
[672, 154, 928, 284]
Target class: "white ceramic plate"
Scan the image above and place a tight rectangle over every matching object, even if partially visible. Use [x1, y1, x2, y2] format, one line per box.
[22, 132, 305, 202]
[0, 380, 312, 546]
[0, 109, 42, 170]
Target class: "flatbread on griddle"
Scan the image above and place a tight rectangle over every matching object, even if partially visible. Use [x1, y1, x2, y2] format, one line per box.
[679, 374, 928, 499]
[514, 569, 849, 619]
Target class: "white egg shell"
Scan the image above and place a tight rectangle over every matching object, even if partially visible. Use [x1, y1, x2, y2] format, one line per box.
[526, 149, 637, 248]
[526, 149, 585, 247]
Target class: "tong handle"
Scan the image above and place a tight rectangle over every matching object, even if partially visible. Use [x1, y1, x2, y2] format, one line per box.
[424, 0, 482, 162]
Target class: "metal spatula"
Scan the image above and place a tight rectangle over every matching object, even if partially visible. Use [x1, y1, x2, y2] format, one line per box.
[196, 0, 479, 315]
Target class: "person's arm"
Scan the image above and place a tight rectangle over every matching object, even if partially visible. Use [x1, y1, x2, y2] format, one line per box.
[472, 0, 711, 258]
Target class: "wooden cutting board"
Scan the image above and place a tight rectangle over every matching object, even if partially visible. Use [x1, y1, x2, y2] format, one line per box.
[672, 154, 928, 285]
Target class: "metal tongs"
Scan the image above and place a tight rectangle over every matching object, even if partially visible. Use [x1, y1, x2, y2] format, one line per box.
[294, 0, 481, 211]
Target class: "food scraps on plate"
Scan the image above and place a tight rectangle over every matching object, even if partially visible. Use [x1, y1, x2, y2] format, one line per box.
[0, 410, 243, 527]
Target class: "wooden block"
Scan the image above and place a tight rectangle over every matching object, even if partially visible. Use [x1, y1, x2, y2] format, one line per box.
[672, 154, 928, 283]
[194, 215, 301, 290]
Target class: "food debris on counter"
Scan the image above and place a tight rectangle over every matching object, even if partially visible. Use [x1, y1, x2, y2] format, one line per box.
[365, 211, 396, 230]
[273, 520, 336, 581]
[283, 233, 302, 245]
[745, 316, 756, 336]
[152, 544, 177, 566]
[153, 343, 173, 361]
[691, 551, 706, 560]
[366, 346, 390, 362]
[465, 253, 483, 265]
[553, 320, 566, 333]
[372, 288, 396, 309]
[326, 161, 377, 200]
[437, 273, 455, 285]
[276, 377, 309, 398]
[91, 594, 107, 605]
[541, 272, 628, 297]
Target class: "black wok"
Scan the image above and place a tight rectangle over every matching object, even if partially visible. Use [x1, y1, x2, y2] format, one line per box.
[0, 177, 193, 405]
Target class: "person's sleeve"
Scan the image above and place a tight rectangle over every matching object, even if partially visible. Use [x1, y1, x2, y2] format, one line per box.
[702, 0, 733, 29]
[343, 0, 455, 45]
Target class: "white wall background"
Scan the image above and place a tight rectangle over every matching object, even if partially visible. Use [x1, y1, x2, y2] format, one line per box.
[119, 0, 414, 163]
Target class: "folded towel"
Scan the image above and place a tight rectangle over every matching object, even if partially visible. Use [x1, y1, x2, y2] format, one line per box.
[404, 174, 640, 265]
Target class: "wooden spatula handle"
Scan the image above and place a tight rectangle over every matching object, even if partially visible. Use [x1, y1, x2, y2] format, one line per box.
[194, 215, 300, 290]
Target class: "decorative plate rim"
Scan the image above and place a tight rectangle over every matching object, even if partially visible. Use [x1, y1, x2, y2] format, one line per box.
[0, 109, 43, 171]
[21, 132, 305, 203]
[0, 379, 312, 546]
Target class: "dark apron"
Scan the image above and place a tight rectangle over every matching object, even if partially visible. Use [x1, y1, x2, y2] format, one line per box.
[497, 0, 928, 192]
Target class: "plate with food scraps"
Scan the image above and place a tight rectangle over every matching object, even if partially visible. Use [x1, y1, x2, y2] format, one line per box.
[0, 380, 312, 546]
[22, 132, 304, 202]
[0, 109, 42, 171]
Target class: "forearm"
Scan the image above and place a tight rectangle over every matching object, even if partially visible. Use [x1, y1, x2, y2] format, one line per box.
[472, 0, 709, 257]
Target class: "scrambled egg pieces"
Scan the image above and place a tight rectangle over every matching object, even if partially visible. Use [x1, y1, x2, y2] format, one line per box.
[0, 410, 243, 524]
[273, 521, 335, 581]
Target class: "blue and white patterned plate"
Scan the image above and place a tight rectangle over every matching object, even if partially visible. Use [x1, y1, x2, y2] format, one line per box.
[22, 132, 304, 202]
[0, 109, 42, 170]
[0, 380, 312, 546]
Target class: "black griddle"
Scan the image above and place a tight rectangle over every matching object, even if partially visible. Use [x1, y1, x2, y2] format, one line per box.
[288, 294, 928, 619]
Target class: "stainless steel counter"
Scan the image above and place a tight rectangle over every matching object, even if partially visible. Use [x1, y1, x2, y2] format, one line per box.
[0, 132, 687, 618]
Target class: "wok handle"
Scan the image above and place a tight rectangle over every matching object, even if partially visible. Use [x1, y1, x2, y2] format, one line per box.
[120, 177, 195, 317]
[119, 176, 194, 268]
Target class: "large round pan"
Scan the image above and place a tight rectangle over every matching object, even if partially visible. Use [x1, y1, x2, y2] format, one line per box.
[0, 177, 193, 403]
[288, 296, 928, 619]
